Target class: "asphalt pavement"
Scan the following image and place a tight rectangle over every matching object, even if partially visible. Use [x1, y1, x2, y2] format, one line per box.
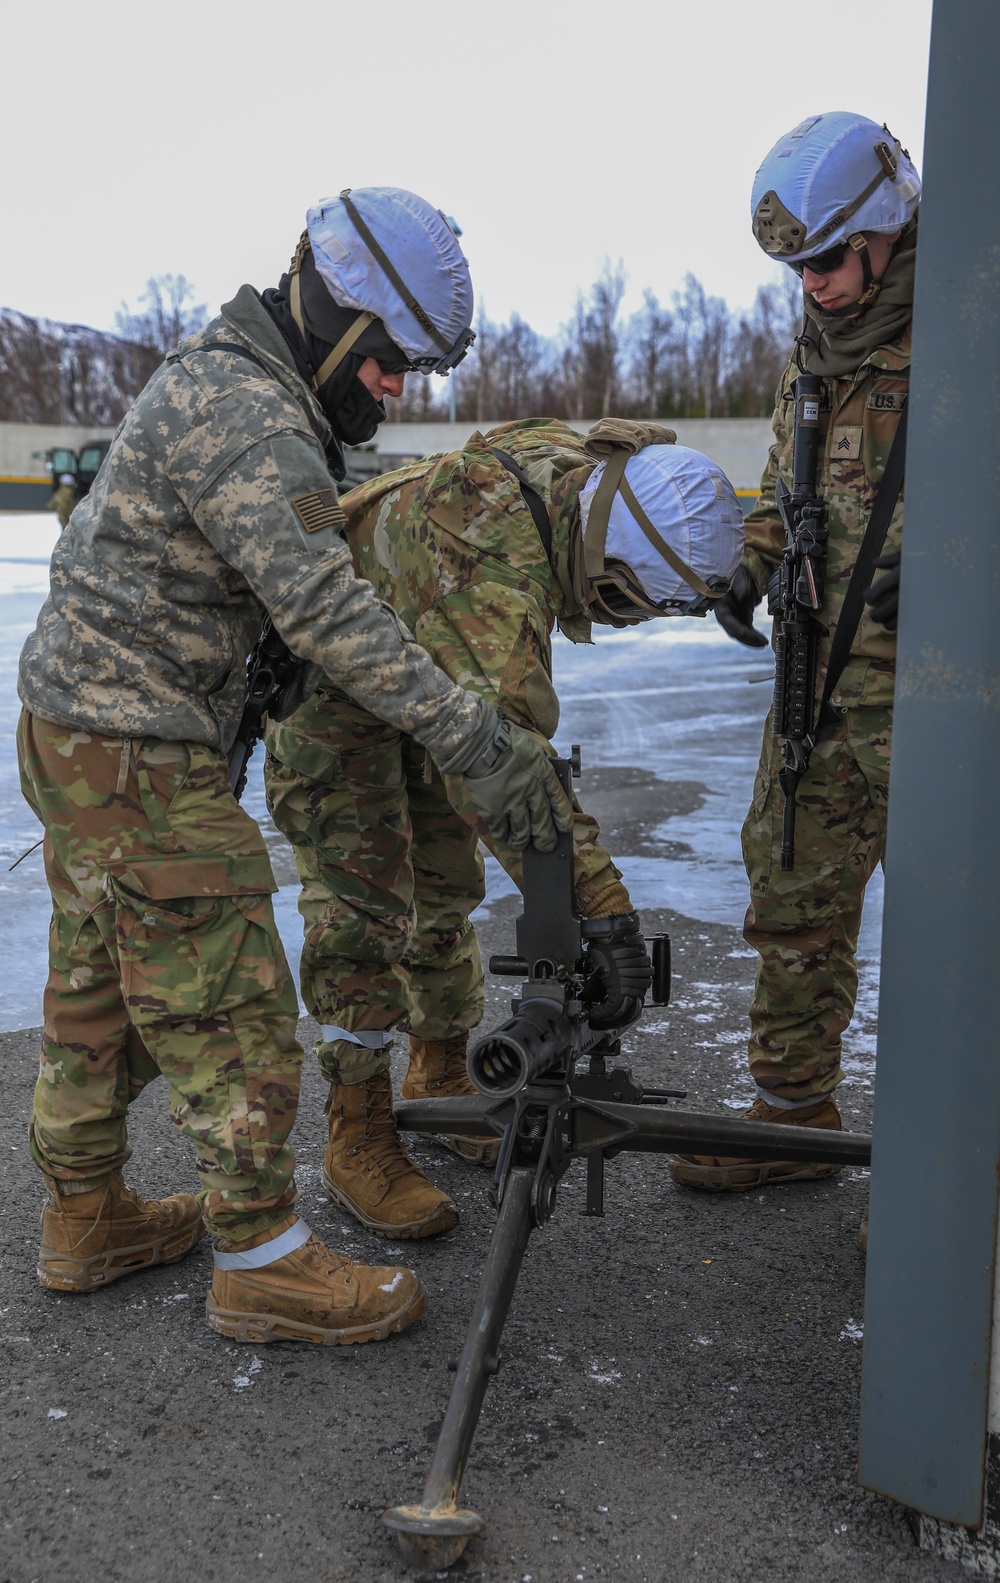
[0, 759, 964, 1583]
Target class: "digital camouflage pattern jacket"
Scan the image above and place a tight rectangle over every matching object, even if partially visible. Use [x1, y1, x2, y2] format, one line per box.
[18, 287, 483, 766]
[743, 327, 910, 710]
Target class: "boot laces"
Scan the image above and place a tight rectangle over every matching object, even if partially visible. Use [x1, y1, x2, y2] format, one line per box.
[359, 1104, 421, 1183]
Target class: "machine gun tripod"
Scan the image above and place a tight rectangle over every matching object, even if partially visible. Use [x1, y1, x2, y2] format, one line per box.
[382, 751, 871, 1570]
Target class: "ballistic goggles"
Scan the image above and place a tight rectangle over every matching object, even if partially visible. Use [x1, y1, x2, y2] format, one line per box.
[582, 448, 730, 626]
[788, 239, 852, 278]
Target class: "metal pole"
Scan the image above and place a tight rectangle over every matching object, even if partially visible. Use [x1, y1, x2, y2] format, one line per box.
[858, 0, 1000, 1526]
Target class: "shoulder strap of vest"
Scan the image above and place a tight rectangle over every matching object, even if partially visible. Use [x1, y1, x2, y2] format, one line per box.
[490, 447, 552, 560]
[190, 340, 273, 377]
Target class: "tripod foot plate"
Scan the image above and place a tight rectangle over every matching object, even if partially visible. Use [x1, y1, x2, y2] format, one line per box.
[382, 1503, 483, 1568]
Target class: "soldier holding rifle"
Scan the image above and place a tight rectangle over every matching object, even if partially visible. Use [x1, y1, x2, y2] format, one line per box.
[671, 113, 920, 1194]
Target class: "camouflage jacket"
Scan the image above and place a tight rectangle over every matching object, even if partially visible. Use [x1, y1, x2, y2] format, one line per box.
[743, 327, 910, 709]
[46, 483, 76, 529]
[323, 418, 623, 910]
[18, 287, 483, 766]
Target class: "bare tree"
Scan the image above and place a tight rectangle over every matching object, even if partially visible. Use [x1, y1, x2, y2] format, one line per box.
[624, 289, 674, 417]
[114, 274, 208, 357]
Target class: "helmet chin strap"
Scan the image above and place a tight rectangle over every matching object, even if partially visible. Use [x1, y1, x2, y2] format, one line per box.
[818, 233, 883, 318]
[287, 230, 375, 390]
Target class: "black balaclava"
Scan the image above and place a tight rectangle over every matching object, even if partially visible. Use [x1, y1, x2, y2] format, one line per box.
[261, 245, 409, 480]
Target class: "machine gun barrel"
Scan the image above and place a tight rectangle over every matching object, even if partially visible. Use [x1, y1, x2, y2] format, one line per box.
[467, 996, 573, 1098]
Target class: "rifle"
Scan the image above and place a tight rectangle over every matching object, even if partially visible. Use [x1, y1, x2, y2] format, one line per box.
[770, 372, 828, 870]
[227, 617, 319, 802]
[383, 749, 870, 1571]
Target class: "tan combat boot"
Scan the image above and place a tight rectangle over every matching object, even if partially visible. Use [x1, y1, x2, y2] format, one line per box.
[323, 1069, 458, 1238]
[667, 1095, 842, 1192]
[206, 1217, 425, 1346]
[38, 1171, 204, 1292]
[401, 1036, 501, 1168]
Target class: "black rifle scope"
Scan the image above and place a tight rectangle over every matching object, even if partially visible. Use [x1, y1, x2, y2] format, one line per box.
[467, 997, 572, 1099]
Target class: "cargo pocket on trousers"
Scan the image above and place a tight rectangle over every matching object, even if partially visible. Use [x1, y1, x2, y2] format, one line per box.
[109, 880, 280, 1026]
[742, 767, 780, 900]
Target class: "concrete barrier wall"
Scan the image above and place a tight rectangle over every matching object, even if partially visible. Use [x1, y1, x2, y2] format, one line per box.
[2, 416, 772, 510]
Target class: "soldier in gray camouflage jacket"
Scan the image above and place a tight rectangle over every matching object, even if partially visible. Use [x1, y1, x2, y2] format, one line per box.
[17, 186, 572, 1347]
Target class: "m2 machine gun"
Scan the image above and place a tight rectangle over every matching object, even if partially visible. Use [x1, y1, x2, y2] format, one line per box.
[770, 371, 828, 870]
[383, 750, 870, 1570]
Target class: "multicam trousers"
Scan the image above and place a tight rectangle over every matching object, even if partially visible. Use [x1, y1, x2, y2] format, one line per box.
[741, 703, 892, 1102]
[264, 692, 486, 1086]
[17, 711, 302, 1242]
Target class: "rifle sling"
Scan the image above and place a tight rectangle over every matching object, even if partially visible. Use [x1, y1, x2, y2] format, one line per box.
[490, 448, 552, 560]
[817, 400, 908, 726]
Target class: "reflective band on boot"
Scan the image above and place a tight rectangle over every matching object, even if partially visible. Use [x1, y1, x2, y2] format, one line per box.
[213, 1217, 312, 1270]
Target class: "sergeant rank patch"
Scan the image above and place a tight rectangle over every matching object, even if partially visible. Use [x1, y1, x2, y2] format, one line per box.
[291, 488, 347, 534]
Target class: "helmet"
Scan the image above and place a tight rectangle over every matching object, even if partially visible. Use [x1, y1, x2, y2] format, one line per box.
[752, 112, 920, 266]
[58, 474, 75, 486]
[302, 187, 474, 376]
[578, 445, 744, 625]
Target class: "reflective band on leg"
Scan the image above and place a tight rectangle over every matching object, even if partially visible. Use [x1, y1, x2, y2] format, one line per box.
[213, 1217, 312, 1270]
[754, 1085, 829, 1110]
[320, 1025, 393, 1049]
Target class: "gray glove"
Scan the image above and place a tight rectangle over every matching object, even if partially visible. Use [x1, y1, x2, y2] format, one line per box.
[713, 565, 768, 648]
[462, 717, 574, 852]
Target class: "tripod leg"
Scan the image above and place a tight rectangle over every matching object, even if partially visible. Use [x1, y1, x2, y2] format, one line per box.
[383, 1165, 535, 1568]
[585, 1150, 605, 1216]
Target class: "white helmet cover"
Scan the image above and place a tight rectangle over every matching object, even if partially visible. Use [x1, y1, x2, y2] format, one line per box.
[306, 187, 474, 369]
[58, 473, 76, 486]
[751, 112, 921, 263]
[579, 445, 744, 614]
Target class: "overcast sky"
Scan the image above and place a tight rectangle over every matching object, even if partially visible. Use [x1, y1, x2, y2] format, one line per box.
[1, 0, 933, 341]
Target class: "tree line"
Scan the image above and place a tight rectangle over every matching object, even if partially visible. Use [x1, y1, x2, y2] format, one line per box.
[389, 264, 802, 425]
[0, 266, 800, 429]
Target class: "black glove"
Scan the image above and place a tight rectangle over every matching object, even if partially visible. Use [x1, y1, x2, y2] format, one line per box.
[713, 565, 769, 648]
[864, 550, 901, 630]
[582, 912, 653, 1031]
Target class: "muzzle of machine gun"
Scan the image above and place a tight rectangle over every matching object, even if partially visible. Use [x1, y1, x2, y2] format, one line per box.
[467, 994, 576, 1099]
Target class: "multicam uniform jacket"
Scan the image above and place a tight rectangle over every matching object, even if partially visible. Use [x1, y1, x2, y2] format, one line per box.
[17, 286, 483, 770]
[332, 417, 622, 910]
[742, 328, 910, 708]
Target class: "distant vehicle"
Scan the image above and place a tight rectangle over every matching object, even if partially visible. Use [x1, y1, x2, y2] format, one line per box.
[45, 439, 113, 495]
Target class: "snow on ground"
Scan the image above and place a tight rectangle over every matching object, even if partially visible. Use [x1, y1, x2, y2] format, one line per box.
[0, 511, 883, 1033]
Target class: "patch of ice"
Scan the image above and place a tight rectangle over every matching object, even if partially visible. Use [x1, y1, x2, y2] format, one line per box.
[233, 1356, 264, 1390]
